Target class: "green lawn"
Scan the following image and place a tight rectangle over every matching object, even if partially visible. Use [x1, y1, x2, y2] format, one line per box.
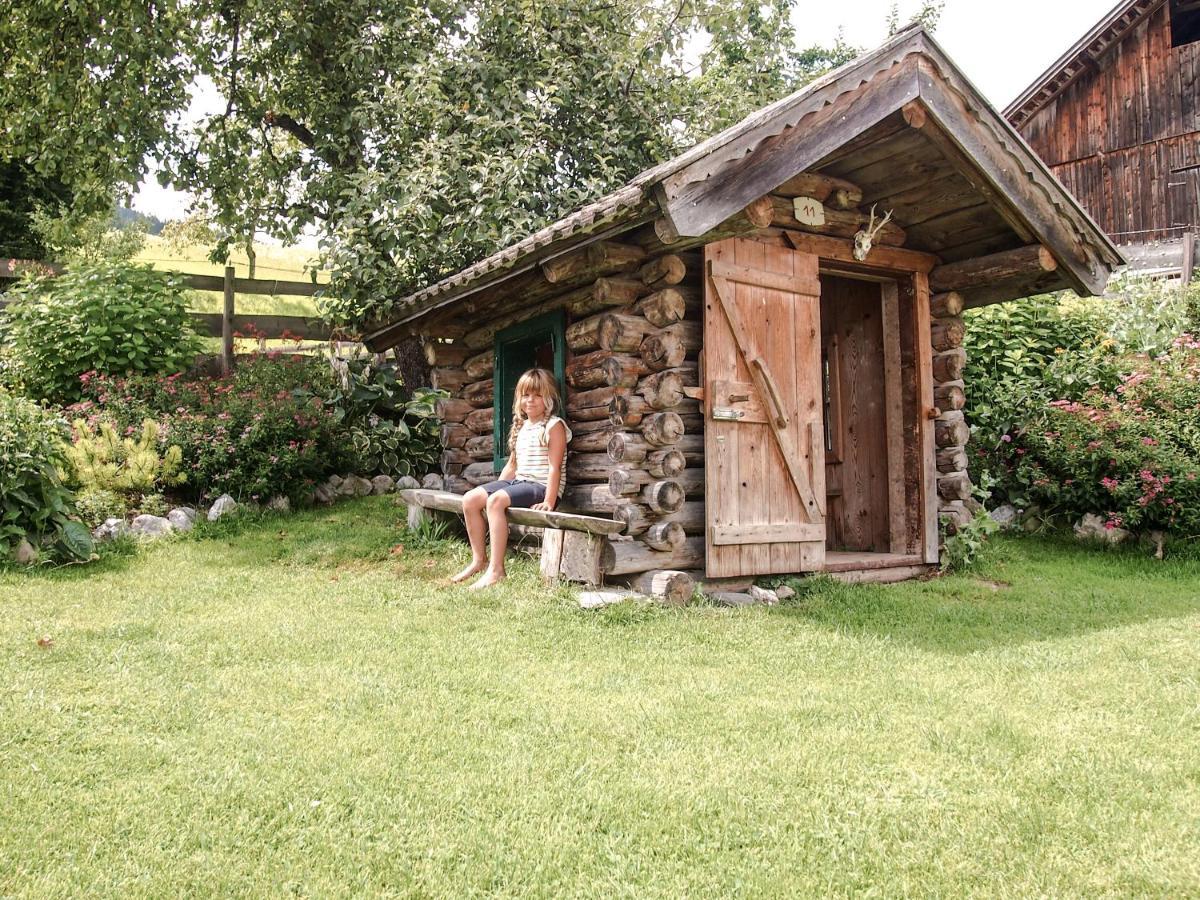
[3, 497, 1199, 897]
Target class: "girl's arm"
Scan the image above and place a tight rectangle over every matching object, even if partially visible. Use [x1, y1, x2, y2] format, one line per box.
[499, 451, 518, 481]
[533, 420, 567, 511]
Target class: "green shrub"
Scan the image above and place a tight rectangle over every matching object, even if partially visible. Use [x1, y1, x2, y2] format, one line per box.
[964, 276, 1200, 509]
[0, 389, 92, 561]
[74, 488, 128, 528]
[992, 336, 1200, 537]
[1, 261, 203, 404]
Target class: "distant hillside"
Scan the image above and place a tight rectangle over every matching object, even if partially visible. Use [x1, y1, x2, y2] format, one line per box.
[112, 206, 167, 235]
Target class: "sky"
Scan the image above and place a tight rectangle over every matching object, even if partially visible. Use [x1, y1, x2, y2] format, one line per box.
[132, 0, 1120, 223]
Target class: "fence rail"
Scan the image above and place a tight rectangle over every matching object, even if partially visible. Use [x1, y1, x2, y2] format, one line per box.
[0, 260, 343, 371]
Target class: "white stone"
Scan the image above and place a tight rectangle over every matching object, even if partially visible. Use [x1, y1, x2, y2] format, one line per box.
[1074, 513, 1130, 545]
[326, 474, 343, 489]
[167, 508, 196, 532]
[348, 475, 374, 497]
[266, 496, 291, 513]
[93, 518, 131, 542]
[371, 475, 396, 495]
[14, 539, 38, 565]
[577, 589, 642, 609]
[314, 484, 335, 505]
[131, 514, 174, 537]
[749, 585, 779, 605]
[395, 475, 421, 491]
[989, 503, 1019, 529]
[336, 475, 360, 496]
[207, 494, 238, 521]
[774, 584, 796, 601]
[421, 473, 444, 490]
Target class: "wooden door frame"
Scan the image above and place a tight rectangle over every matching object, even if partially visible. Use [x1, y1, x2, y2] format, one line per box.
[812, 258, 939, 565]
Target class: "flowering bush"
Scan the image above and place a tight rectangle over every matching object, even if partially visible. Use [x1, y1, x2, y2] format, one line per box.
[71, 355, 353, 504]
[989, 336, 1200, 537]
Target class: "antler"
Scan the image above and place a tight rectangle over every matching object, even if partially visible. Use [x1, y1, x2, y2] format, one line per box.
[865, 204, 893, 240]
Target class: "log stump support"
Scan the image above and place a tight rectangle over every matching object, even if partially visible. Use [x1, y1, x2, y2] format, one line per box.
[931, 299, 974, 535]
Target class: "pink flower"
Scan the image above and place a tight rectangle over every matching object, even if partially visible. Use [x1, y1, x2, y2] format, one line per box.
[1142, 437, 1158, 446]
[1000, 434, 1012, 443]
[1101, 477, 1119, 492]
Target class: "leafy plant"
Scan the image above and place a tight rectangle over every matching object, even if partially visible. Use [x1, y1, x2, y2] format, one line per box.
[137, 493, 169, 517]
[326, 354, 445, 478]
[0, 389, 91, 561]
[1, 261, 203, 404]
[74, 487, 128, 528]
[940, 510, 998, 573]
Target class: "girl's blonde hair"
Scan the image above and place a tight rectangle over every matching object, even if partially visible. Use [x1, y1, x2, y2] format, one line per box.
[507, 367, 562, 452]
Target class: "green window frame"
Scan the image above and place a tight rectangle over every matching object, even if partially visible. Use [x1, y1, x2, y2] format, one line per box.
[493, 310, 566, 471]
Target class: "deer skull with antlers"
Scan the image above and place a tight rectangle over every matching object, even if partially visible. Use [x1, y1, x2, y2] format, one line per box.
[852, 204, 894, 261]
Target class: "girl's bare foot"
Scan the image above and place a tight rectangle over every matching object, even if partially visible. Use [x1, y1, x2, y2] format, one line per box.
[450, 560, 487, 583]
[469, 571, 506, 590]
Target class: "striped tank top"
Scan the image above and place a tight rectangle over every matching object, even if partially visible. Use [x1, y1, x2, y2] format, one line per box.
[514, 416, 572, 497]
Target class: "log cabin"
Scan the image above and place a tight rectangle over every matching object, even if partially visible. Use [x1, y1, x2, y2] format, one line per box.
[368, 25, 1122, 589]
[1006, 0, 1200, 277]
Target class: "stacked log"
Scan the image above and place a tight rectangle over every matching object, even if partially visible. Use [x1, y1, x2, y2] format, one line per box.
[554, 248, 708, 587]
[929, 291, 974, 534]
[431, 362, 498, 490]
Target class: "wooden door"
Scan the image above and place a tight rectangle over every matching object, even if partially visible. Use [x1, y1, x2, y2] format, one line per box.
[703, 238, 826, 578]
[820, 276, 892, 552]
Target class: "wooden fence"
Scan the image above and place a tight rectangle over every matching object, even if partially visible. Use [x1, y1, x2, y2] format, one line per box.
[0, 261, 343, 373]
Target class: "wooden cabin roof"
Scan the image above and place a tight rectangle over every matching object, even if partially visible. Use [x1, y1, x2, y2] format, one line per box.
[1005, 0, 1163, 129]
[365, 25, 1123, 350]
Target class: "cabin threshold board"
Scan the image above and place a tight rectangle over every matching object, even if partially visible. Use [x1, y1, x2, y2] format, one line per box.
[821, 551, 927, 573]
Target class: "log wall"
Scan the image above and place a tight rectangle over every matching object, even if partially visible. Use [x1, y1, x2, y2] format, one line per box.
[929, 290, 975, 535]
[421, 242, 704, 580]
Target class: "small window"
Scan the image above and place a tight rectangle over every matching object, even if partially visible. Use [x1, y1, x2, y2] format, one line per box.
[493, 310, 566, 471]
[1171, 0, 1200, 48]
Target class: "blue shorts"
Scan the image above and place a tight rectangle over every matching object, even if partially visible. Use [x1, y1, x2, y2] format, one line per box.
[480, 479, 547, 508]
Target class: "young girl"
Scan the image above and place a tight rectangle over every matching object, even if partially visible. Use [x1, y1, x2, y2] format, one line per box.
[451, 367, 571, 589]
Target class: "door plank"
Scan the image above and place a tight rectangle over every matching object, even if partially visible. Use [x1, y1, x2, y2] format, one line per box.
[711, 523, 826, 545]
[914, 270, 940, 564]
[734, 237, 772, 577]
[880, 281, 908, 554]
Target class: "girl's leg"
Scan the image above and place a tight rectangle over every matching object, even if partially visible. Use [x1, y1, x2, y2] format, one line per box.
[471, 490, 512, 588]
[451, 487, 489, 582]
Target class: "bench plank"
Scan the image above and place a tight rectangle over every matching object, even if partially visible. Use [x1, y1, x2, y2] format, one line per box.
[398, 489, 625, 536]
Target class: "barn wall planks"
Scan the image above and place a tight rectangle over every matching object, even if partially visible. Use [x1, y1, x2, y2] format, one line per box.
[1013, 2, 1200, 242]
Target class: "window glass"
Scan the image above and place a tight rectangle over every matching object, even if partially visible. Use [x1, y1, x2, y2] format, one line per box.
[492, 310, 566, 470]
[1171, 0, 1200, 47]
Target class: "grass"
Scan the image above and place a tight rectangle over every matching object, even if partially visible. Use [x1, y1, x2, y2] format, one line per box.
[2, 497, 1199, 897]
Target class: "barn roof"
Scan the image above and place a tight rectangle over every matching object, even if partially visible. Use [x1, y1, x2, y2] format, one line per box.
[1004, 0, 1163, 127]
[365, 25, 1123, 350]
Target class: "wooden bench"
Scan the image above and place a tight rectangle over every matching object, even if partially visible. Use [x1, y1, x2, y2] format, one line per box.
[398, 489, 623, 583]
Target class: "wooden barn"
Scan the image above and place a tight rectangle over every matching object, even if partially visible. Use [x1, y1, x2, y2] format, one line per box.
[368, 26, 1122, 592]
[1006, 0, 1200, 277]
